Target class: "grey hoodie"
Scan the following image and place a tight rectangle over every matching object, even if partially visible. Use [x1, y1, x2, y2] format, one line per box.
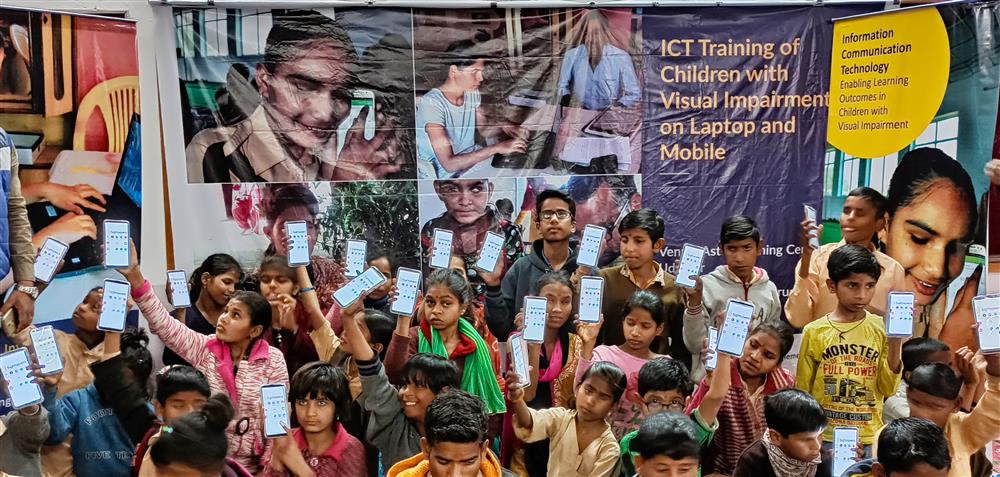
[0, 406, 49, 477]
[683, 265, 782, 380]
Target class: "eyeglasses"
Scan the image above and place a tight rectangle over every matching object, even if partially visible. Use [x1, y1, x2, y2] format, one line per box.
[645, 399, 686, 413]
[539, 210, 572, 221]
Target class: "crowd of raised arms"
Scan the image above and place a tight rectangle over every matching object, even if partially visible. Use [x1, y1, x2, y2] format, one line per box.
[1, 185, 998, 477]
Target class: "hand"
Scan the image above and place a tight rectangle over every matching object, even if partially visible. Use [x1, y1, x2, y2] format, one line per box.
[683, 276, 703, 308]
[40, 183, 107, 215]
[343, 289, 367, 319]
[853, 440, 865, 462]
[274, 293, 297, 330]
[575, 315, 604, 345]
[478, 254, 506, 288]
[954, 346, 981, 388]
[493, 137, 527, 156]
[116, 240, 144, 289]
[985, 158, 1000, 186]
[513, 311, 525, 333]
[330, 105, 403, 180]
[799, 219, 821, 251]
[164, 280, 192, 308]
[501, 125, 529, 141]
[36, 213, 97, 245]
[2, 285, 35, 332]
[505, 371, 526, 402]
[30, 360, 61, 389]
[939, 267, 981, 352]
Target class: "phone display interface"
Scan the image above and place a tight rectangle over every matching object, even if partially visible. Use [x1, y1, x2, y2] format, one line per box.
[577, 225, 606, 269]
[429, 229, 454, 269]
[285, 221, 310, 266]
[261, 384, 290, 438]
[705, 326, 719, 371]
[973, 295, 1000, 353]
[522, 296, 548, 343]
[390, 268, 422, 316]
[35, 238, 68, 283]
[886, 292, 915, 337]
[103, 220, 130, 268]
[97, 279, 130, 332]
[167, 270, 191, 308]
[0, 348, 43, 409]
[30, 326, 63, 376]
[832, 427, 860, 477]
[345, 240, 367, 278]
[804, 205, 820, 249]
[475, 232, 504, 273]
[717, 299, 755, 357]
[578, 276, 604, 324]
[509, 334, 530, 386]
[675, 244, 706, 289]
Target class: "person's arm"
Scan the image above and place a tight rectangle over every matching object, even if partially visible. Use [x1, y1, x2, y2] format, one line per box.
[590, 437, 624, 477]
[682, 277, 709, 356]
[784, 223, 823, 329]
[615, 52, 641, 107]
[383, 315, 414, 384]
[425, 123, 521, 174]
[574, 318, 603, 385]
[6, 154, 36, 284]
[297, 266, 343, 361]
[795, 328, 818, 392]
[4, 404, 49, 452]
[356, 358, 406, 448]
[695, 354, 732, 427]
[90, 351, 156, 444]
[876, 335, 904, 397]
[522, 339, 542, 403]
[484, 261, 515, 340]
[511, 406, 562, 444]
[948, 353, 1000, 454]
[41, 388, 78, 445]
[954, 347, 982, 411]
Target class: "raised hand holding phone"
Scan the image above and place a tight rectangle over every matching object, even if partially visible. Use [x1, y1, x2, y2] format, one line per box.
[717, 299, 755, 357]
[345, 239, 367, 278]
[30, 326, 64, 376]
[522, 296, 547, 343]
[261, 383, 290, 438]
[0, 348, 43, 409]
[390, 268, 421, 316]
[577, 225, 606, 269]
[103, 220, 131, 268]
[705, 326, 720, 371]
[333, 266, 387, 309]
[972, 295, 1000, 354]
[578, 276, 604, 324]
[167, 270, 192, 308]
[832, 427, 860, 477]
[428, 229, 453, 269]
[285, 221, 310, 267]
[675, 244, 706, 289]
[886, 292, 915, 337]
[803, 205, 820, 250]
[35, 237, 69, 283]
[474, 231, 504, 273]
[98, 279, 131, 332]
[508, 334, 531, 387]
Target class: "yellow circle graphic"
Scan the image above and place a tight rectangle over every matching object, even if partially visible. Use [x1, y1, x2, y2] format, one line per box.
[827, 8, 950, 159]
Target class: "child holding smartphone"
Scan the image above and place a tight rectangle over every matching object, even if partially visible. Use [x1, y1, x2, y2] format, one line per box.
[259, 256, 333, 376]
[261, 363, 365, 477]
[796, 245, 903, 456]
[575, 290, 666, 439]
[0, 377, 49, 477]
[164, 253, 243, 366]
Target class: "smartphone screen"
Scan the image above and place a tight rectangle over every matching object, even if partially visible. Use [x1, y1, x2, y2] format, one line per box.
[509, 334, 530, 386]
[474, 232, 504, 273]
[803, 205, 820, 249]
[336, 91, 376, 154]
[675, 243, 706, 289]
[972, 295, 1000, 353]
[345, 240, 367, 278]
[167, 270, 191, 309]
[332, 267, 387, 308]
[886, 292, 915, 337]
[261, 384, 290, 438]
[359, 267, 387, 294]
[98, 279, 130, 332]
[429, 229, 454, 270]
[832, 427, 860, 477]
[705, 326, 719, 371]
[285, 221, 310, 267]
[391, 267, 422, 316]
[577, 224, 606, 269]
[522, 296, 548, 343]
[30, 326, 63, 376]
[717, 299, 755, 357]
[0, 348, 43, 409]
[578, 276, 604, 324]
[34, 237, 69, 283]
[103, 220, 130, 268]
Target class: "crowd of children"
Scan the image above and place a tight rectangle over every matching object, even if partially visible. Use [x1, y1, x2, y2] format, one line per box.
[0, 185, 998, 477]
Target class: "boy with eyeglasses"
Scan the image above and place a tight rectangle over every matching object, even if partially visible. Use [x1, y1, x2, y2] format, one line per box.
[484, 189, 578, 340]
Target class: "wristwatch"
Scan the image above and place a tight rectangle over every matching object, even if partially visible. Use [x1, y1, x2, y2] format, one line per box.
[14, 284, 39, 300]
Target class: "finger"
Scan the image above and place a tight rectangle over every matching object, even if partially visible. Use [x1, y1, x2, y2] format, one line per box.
[344, 106, 368, 147]
[77, 199, 107, 213]
[67, 204, 84, 215]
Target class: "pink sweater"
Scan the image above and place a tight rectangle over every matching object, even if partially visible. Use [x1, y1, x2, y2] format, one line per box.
[133, 282, 290, 473]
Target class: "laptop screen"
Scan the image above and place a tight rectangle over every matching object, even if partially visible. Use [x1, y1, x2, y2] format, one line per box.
[116, 114, 142, 208]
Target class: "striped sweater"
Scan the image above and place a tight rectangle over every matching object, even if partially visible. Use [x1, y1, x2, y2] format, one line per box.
[132, 282, 289, 473]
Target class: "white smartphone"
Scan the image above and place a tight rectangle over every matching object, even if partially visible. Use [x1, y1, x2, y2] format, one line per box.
[360, 266, 388, 294]
[886, 291, 915, 337]
[578, 276, 604, 324]
[972, 294, 1000, 354]
[261, 383, 290, 438]
[717, 299, 755, 357]
[34, 237, 69, 283]
[167, 270, 191, 309]
[832, 427, 860, 477]
[803, 205, 820, 250]
[0, 348, 43, 409]
[390, 267, 422, 316]
[97, 278, 131, 332]
[474, 232, 504, 273]
[285, 221, 310, 267]
[577, 224, 606, 269]
[103, 220, 131, 268]
[30, 326, 63, 376]
[332, 267, 387, 309]
[705, 326, 719, 371]
[336, 90, 376, 154]
[522, 296, 548, 343]
[429, 229, 454, 270]
[508, 334, 530, 387]
[675, 243, 707, 289]
[345, 239, 367, 278]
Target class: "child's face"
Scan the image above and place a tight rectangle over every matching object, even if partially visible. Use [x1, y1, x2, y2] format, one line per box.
[840, 195, 884, 245]
[259, 268, 297, 302]
[771, 428, 823, 463]
[826, 273, 877, 312]
[906, 388, 958, 428]
[156, 391, 208, 425]
[215, 299, 261, 344]
[339, 317, 374, 356]
[622, 308, 663, 353]
[722, 238, 760, 277]
[575, 376, 616, 422]
[739, 331, 782, 378]
[448, 255, 466, 274]
[72, 290, 103, 332]
[202, 271, 239, 307]
[535, 197, 575, 243]
[540, 282, 573, 329]
[398, 375, 439, 422]
[422, 439, 486, 477]
[620, 229, 664, 271]
[269, 207, 317, 258]
[294, 393, 336, 434]
[639, 390, 687, 417]
[423, 285, 463, 331]
[634, 455, 699, 477]
[367, 257, 393, 300]
[435, 180, 491, 225]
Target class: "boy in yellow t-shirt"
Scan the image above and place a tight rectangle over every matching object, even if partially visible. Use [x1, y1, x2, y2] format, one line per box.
[796, 244, 903, 454]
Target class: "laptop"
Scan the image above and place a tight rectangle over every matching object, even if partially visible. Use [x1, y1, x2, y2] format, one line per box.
[26, 114, 142, 274]
[491, 130, 557, 170]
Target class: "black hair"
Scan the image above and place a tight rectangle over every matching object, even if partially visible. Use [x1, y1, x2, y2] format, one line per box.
[535, 189, 576, 221]
[637, 357, 693, 397]
[630, 412, 701, 461]
[847, 187, 889, 218]
[263, 10, 357, 75]
[877, 417, 951, 474]
[534, 270, 574, 296]
[623, 290, 666, 326]
[425, 268, 473, 305]
[909, 362, 962, 401]
[496, 198, 514, 218]
[902, 338, 950, 375]
[151, 394, 234, 473]
[84, 286, 103, 301]
[258, 255, 297, 283]
[580, 361, 627, 403]
[720, 215, 761, 246]
[827, 244, 881, 283]
[190, 254, 243, 302]
[229, 290, 273, 331]
[748, 321, 795, 363]
[618, 208, 665, 243]
[289, 362, 352, 423]
[888, 147, 977, 242]
[402, 353, 460, 394]
[155, 365, 210, 403]
[121, 328, 154, 391]
[424, 390, 488, 446]
[764, 389, 827, 437]
[366, 245, 398, 274]
[566, 175, 638, 211]
[361, 309, 395, 361]
[263, 184, 320, 226]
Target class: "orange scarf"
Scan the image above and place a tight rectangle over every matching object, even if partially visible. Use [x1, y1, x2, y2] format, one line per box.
[387, 449, 504, 477]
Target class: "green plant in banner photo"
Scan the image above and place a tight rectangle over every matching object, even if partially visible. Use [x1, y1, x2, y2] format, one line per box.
[318, 181, 420, 268]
